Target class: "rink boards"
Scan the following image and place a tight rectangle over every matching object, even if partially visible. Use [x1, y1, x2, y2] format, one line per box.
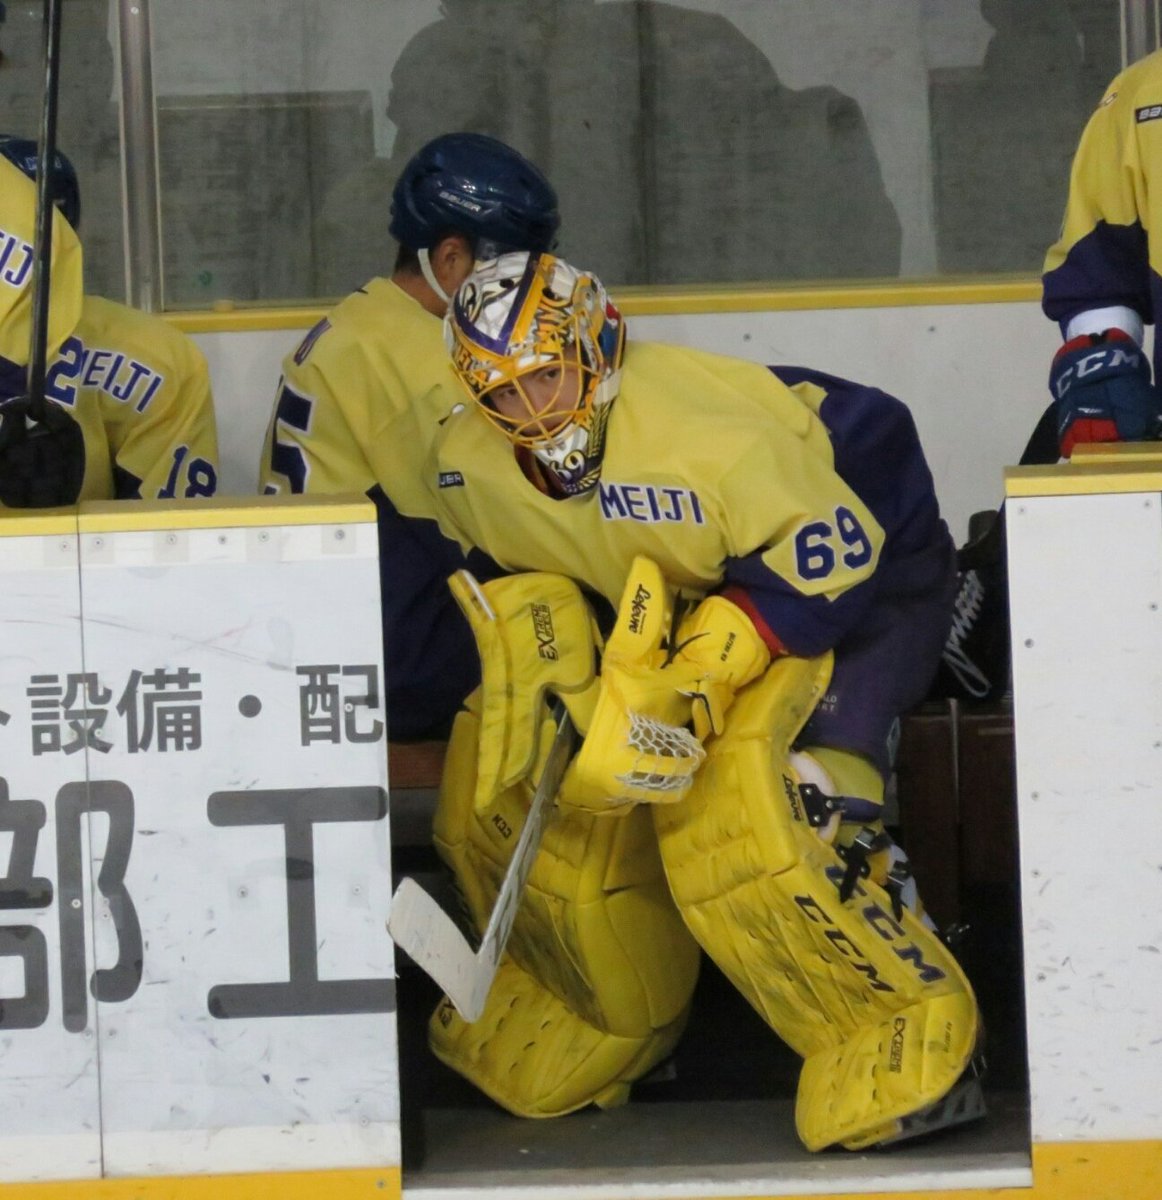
[0, 476, 1159, 1199]
[0, 497, 400, 1199]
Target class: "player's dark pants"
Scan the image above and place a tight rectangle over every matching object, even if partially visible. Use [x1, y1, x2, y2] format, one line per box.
[797, 534, 957, 776]
[768, 364, 958, 777]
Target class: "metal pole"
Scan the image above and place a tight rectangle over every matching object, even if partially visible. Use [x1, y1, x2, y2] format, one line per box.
[117, 0, 163, 312]
[1124, 0, 1153, 68]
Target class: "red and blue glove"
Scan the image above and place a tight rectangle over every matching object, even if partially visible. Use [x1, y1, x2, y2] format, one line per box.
[1049, 328, 1162, 458]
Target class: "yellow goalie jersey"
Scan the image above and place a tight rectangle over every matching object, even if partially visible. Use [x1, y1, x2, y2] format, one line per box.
[1043, 47, 1162, 371]
[428, 342, 892, 657]
[43, 295, 219, 501]
[0, 156, 82, 379]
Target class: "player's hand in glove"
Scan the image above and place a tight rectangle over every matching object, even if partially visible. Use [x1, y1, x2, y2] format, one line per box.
[1049, 328, 1162, 458]
[0, 394, 86, 508]
[670, 592, 772, 741]
[448, 569, 600, 815]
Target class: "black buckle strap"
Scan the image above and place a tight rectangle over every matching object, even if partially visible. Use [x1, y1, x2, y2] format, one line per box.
[797, 781, 843, 830]
[884, 859, 914, 922]
[836, 825, 885, 902]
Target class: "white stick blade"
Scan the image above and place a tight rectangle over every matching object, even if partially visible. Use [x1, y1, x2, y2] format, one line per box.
[386, 877, 490, 1022]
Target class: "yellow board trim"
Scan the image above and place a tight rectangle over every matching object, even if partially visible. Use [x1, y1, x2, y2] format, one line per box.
[1068, 442, 1162, 466]
[672, 1139, 1158, 1200]
[0, 509, 77, 537]
[0, 1166, 399, 1199]
[0, 1141, 1157, 1200]
[76, 494, 375, 533]
[164, 275, 1042, 334]
[515, 1138, 1151, 1200]
[1006, 458, 1162, 498]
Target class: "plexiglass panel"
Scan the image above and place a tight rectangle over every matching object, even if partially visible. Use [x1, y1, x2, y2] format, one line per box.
[4, 1, 1126, 309]
[0, 0, 126, 301]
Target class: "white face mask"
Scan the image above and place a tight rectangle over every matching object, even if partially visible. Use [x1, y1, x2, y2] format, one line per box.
[528, 368, 621, 497]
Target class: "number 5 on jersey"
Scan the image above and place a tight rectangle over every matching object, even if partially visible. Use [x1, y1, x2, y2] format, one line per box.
[265, 383, 314, 494]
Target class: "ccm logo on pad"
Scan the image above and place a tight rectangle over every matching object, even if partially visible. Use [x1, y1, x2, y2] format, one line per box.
[1136, 104, 1162, 123]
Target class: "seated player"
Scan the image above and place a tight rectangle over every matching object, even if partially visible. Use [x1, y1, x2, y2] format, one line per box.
[406, 251, 983, 1149]
[0, 150, 84, 505]
[1, 136, 219, 505]
[0, 148, 81, 375]
[258, 132, 559, 740]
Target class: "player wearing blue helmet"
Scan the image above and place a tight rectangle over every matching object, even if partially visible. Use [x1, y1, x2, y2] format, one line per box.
[0, 136, 218, 505]
[259, 131, 560, 740]
[0, 135, 81, 229]
[389, 131, 559, 300]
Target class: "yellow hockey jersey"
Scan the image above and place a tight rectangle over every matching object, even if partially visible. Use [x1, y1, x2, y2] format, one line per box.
[1043, 47, 1162, 369]
[258, 275, 488, 739]
[0, 156, 82, 381]
[44, 295, 219, 500]
[428, 343, 929, 658]
[259, 276, 464, 515]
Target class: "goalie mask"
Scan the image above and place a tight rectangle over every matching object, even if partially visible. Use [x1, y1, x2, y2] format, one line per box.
[446, 252, 625, 495]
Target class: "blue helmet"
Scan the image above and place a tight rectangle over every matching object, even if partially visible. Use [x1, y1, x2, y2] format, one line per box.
[389, 132, 559, 257]
[0, 135, 81, 230]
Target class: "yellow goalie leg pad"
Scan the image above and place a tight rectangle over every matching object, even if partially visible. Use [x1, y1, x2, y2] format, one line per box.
[429, 957, 690, 1117]
[430, 699, 701, 1112]
[652, 654, 980, 1152]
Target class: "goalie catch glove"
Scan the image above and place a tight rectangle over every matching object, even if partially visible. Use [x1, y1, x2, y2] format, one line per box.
[0, 395, 86, 509]
[1050, 328, 1162, 458]
[560, 556, 708, 814]
[560, 567, 773, 812]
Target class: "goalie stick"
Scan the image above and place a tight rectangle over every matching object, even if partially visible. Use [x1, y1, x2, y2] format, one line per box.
[0, 0, 87, 509]
[387, 701, 576, 1022]
[27, 0, 63, 419]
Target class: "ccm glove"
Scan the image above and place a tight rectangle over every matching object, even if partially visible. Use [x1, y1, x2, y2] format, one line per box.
[1050, 328, 1162, 458]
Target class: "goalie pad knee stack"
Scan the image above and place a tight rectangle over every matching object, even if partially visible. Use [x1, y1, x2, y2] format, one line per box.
[429, 957, 690, 1117]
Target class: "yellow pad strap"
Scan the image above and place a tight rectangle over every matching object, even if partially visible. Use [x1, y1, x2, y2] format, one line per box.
[449, 569, 598, 813]
[807, 745, 884, 805]
[653, 654, 979, 1151]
